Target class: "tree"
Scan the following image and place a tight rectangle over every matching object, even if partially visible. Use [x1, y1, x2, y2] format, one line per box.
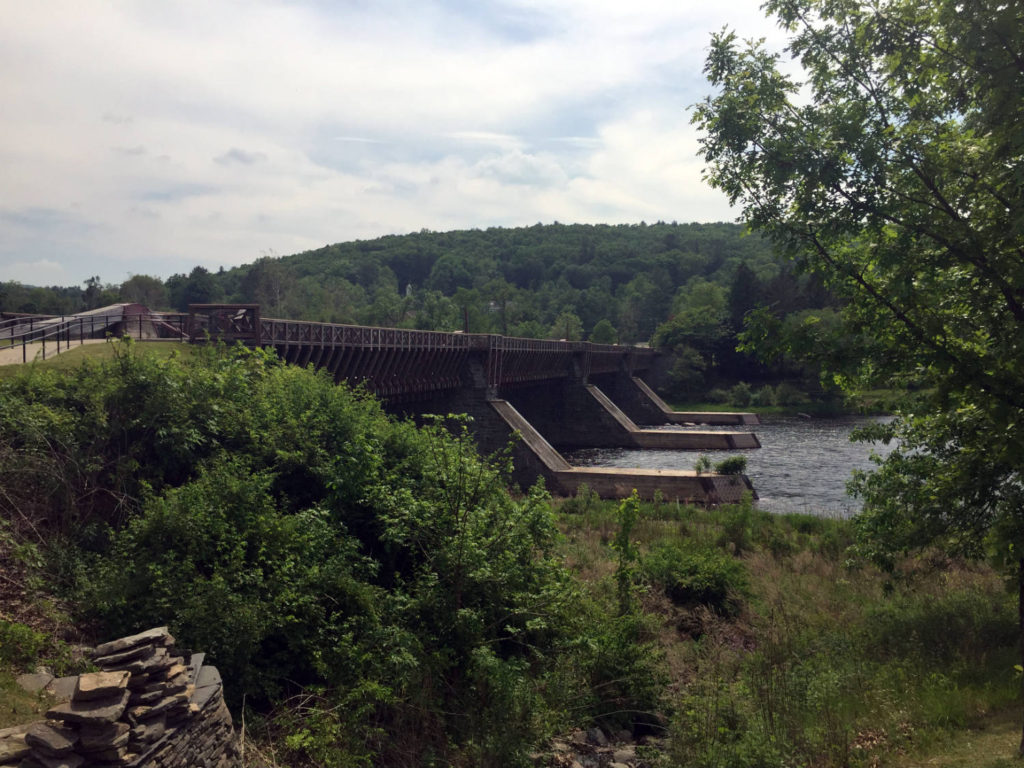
[589, 318, 618, 345]
[693, 0, 1024, 750]
[119, 274, 168, 309]
[547, 310, 583, 341]
[167, 266, 224, 310]
[727, 263, 762, 333]
[82, 276, 116, 310]
[240, 255, 294, 316]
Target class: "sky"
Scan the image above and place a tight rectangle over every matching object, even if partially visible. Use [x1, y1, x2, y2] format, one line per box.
[0, 0, 787, 287]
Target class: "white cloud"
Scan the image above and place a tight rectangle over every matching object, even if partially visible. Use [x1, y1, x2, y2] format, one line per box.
[2, 259, 72, 286]
[0, 0, 779, 284]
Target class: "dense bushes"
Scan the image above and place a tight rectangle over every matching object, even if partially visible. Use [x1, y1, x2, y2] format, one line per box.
[642, 543, 749, 616]
[0, 341, 599, 766]
[4, 342, 1016, 767]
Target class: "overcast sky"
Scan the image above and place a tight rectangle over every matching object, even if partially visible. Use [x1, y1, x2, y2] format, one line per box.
[0, 1, 786, 287]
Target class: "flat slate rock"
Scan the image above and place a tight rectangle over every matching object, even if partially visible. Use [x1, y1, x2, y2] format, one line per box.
[0, 724, 31, 739]
[190, 683, 222, 712]
[79, 721, 130, 752]
[129, 715, 166, 744]
[0, 732, 30, 764]
[74, 671, 130, 703]
[194, 665, 221, 689]
[16, 672, 54, 694]
[47, 690, 130, 725]
[187, 652, 205, 685]
[122, 647, 172, 676]
[91, 627, 173, 659]
[91, 643, 156, 669]
[24, 723, 78, 756]
[46, 677, 78, 702]
[80, 744, 128, 763]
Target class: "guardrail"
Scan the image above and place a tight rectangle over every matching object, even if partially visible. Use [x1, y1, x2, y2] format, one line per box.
[0, 313, 188, 364]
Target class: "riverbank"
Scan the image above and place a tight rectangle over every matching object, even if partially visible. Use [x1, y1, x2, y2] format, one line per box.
[555, 493, 1019, 768]
[669, 388, 898, 418]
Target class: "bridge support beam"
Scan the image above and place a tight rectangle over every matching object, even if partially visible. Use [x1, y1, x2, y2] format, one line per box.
[503, 381, 760, 451]
[590, 372, 760, 427]
[389, 389, 755, 504]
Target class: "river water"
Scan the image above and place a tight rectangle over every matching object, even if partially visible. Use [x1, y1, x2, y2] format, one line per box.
[565, 415, 894, 517]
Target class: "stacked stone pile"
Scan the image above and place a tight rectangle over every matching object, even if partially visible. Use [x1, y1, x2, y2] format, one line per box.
[10, 627, 239, 768]
[0, 726, 32, 766]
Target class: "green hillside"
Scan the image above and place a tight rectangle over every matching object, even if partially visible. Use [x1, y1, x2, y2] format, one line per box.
[1, 222, 842, 403]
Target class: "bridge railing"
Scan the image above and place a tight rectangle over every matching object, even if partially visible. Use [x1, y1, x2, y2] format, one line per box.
[1, 313, 188, 364]
[186, 306, 657, 396]
[260, 318, 478, 351]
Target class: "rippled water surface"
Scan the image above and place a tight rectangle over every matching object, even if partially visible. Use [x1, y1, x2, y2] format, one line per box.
[565, 415, 894, 516]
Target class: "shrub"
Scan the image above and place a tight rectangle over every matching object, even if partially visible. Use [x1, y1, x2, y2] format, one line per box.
[572, 610, 666, 735]
[642, 543, 749, 616]
[0, 621, 47, 670]
[750, 384, 775, 407]
[728, 382, 752, 407]
[862, 588, 1015, 666]
[771, 381, 808, 406]
[706, 388, 730, 404]
[19, 344, 585, 766]
[561, 483, 601, 516]
[713, 456, 747, 475]
[717, 499, 756, 555]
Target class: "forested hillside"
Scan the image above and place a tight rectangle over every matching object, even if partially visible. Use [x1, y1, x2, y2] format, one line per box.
[1, 222, 841, 401]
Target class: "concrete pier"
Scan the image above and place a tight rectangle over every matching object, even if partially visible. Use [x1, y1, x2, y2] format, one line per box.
[630, 376, 760, 426]
[488, 399, 755, 503]
[505, 381, 759, 451]
[585, 385, 760, 449]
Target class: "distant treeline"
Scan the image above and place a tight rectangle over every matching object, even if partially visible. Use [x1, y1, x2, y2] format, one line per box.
[1, 222, 840, 396]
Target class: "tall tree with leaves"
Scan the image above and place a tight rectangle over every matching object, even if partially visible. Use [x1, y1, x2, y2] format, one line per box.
[693, 0, 1024, 750]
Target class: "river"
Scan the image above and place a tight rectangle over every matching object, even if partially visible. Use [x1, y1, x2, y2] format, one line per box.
[564, 415, 894, 516]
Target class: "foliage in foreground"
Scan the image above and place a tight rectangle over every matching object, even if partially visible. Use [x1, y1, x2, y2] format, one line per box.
[0, 341, 666, 767]
[694, 0, 1024, 750]
[558, 493, 1019, 768]
[3, 342, 1019, 766]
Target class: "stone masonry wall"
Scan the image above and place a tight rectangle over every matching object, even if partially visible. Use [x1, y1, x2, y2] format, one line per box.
[10, 627, 239, 768]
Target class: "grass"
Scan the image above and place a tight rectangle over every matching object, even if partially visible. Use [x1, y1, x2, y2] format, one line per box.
[554, 491, 1021, 768]
[895, 714, 1019, 768]
[668, 389, 900, 417]
[0, 339, 193, 378]
[0, 669, 54, 730]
